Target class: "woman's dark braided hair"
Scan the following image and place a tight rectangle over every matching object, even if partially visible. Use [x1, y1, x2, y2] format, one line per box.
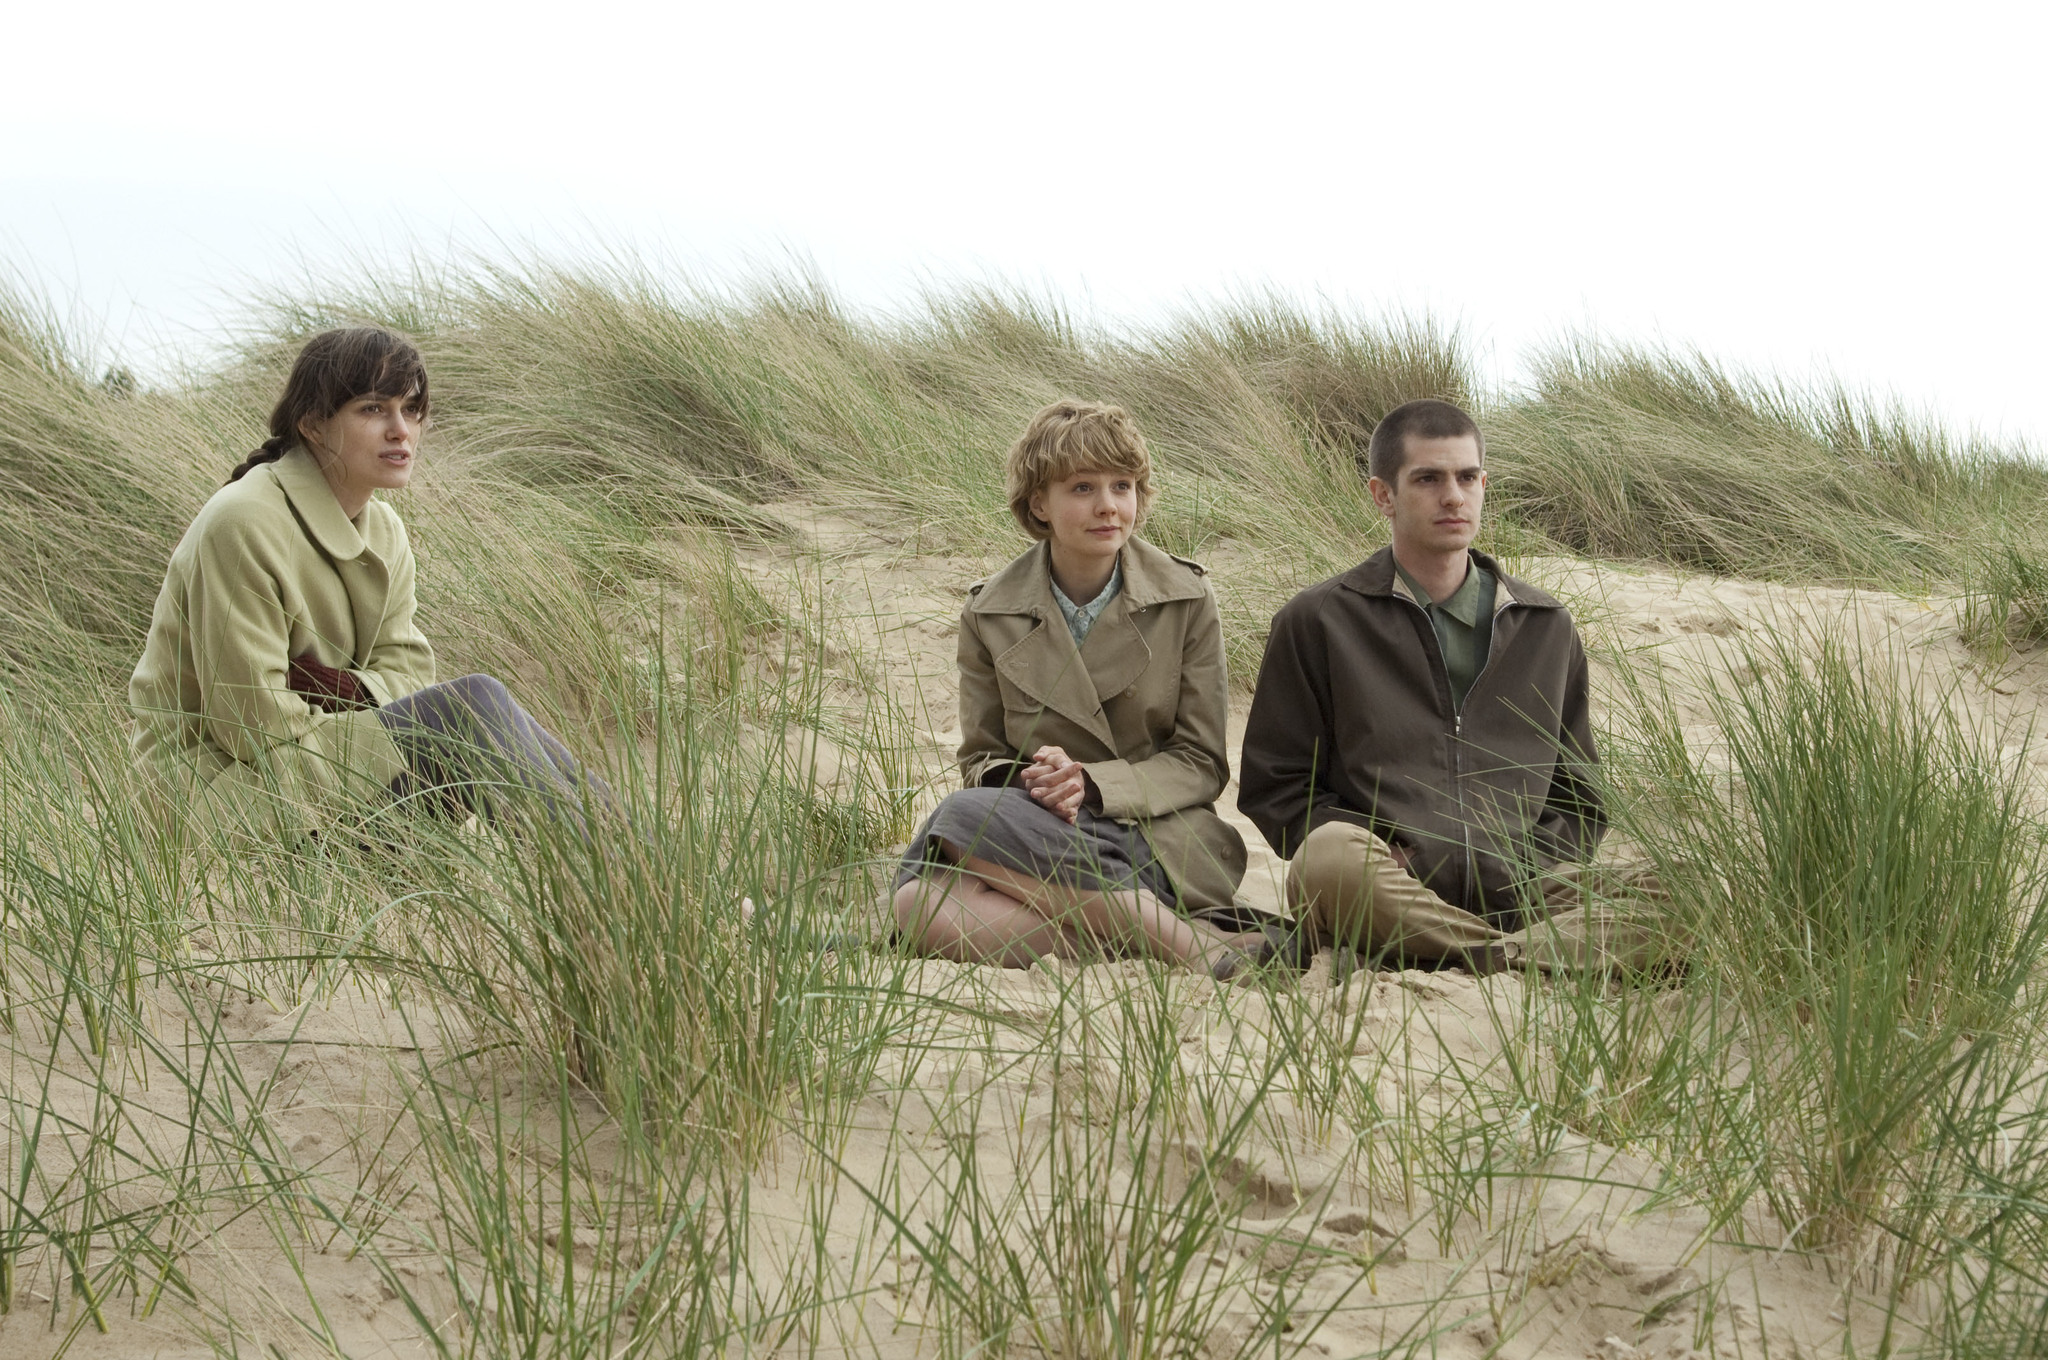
[228, 326, 432, 483]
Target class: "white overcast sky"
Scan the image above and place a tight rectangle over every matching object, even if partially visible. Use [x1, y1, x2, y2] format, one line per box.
[4, 0, 2043, 449]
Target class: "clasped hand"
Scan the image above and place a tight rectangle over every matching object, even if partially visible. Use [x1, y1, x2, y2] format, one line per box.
[1021, 745, 1090, 824]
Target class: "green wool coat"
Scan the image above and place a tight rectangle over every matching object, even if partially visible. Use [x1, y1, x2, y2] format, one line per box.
[129, 446, 436, 844]
[957, 537, 1249, 918]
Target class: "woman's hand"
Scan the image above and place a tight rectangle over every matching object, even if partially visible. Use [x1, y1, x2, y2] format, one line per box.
[1023, 745, 1090, 824]
[287, 653, 375, 712]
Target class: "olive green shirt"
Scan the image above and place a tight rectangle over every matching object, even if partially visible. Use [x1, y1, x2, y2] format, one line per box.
[1396, 556, 1496, 711]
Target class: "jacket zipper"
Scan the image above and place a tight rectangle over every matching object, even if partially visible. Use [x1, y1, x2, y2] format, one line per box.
[1454, 709, 1470, 914]
[1452, 589, 1517, 913]
[1395, 590, 1475, 912]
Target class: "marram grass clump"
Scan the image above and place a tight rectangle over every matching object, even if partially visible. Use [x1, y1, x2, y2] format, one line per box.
[3, 256, 2048, 1358]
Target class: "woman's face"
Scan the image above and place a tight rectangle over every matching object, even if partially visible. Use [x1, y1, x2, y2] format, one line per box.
[1030, 467, 1139, 564]
[302, 390, 425, 511]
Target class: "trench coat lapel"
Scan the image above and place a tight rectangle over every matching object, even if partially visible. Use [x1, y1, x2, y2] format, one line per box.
[1077, 594, 1148, 704]
[970, 538, 1212, 752]
[973, 544, 1114, 747]
[1081, 537, 1208, 702]
[994, 618, 1113, 748]
[274, 448, 393, 668]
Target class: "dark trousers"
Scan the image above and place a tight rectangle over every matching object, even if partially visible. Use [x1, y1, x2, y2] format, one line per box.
[376, 674, 617, 826]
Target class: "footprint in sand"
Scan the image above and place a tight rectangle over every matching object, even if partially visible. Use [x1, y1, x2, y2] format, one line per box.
[1165, 1144, 1298, 1220]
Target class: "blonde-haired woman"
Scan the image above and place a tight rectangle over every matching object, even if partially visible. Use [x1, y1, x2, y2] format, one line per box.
[892, 400, 1287, 976]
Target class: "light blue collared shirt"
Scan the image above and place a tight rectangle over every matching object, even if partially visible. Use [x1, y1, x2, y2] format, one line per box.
[1051, 557, 1124, 646]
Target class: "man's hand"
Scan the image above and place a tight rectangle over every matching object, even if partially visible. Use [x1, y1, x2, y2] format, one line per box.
[1022, 745, 1089, 824]
[287, 653, 375, 712]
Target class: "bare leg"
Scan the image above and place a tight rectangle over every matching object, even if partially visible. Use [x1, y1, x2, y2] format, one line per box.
[957, 854, 1252, 969]
[893, 837, 1260, 971]
[892, 867, 1082, 968]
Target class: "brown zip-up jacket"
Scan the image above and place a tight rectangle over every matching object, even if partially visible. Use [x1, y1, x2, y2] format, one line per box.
[1238, 547, 1603, 925]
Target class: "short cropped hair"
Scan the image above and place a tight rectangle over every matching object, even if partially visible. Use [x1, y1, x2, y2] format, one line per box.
[1366, 399, 1484, 486]
[1005, 399, 1156, 540]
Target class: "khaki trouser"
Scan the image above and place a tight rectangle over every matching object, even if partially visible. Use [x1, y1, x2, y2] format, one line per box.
[1286, 822, 1676, 974]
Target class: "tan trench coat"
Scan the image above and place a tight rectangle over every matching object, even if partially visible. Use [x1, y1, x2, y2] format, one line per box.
[129, 446, 436, 844]
[956, 537, 1248, 917]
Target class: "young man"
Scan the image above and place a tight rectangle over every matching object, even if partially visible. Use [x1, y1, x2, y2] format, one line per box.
[1239, 399, 1664, 972]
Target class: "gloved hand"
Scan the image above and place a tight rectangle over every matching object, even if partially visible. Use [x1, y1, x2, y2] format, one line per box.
[287, 653, 376, 711]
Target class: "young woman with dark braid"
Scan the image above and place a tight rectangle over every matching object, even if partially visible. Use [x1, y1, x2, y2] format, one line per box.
[130, 326, 613, 846]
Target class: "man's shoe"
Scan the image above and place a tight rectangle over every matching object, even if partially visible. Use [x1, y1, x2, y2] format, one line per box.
[1260, 921, 1317, 974]
[1210, 922, 1315, 985]
[1463, 941, 1522, 976]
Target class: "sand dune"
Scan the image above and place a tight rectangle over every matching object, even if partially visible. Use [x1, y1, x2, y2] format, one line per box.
[6, 513, 2043, 1359]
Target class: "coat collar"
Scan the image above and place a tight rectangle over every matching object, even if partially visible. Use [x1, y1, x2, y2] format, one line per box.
[268, 445, 397, 668]
[968, 535, 1207, 618]
[967, 537, 1207, 749]
[1346, 546, 1562, 612]
[1393, 556, 1491, 624]
[273, 446, 371, 562]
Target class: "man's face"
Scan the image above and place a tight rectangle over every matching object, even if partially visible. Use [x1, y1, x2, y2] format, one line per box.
[1369, 434, 1486, 556]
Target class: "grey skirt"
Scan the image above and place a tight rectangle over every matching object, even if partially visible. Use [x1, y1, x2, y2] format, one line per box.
[894, 786, 1181, 912]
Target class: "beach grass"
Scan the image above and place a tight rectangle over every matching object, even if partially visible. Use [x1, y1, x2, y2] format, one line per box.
[2, 256, 2047, 1356]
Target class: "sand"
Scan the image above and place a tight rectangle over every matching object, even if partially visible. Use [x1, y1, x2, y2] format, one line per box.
[6, 512, 2043, 1358]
